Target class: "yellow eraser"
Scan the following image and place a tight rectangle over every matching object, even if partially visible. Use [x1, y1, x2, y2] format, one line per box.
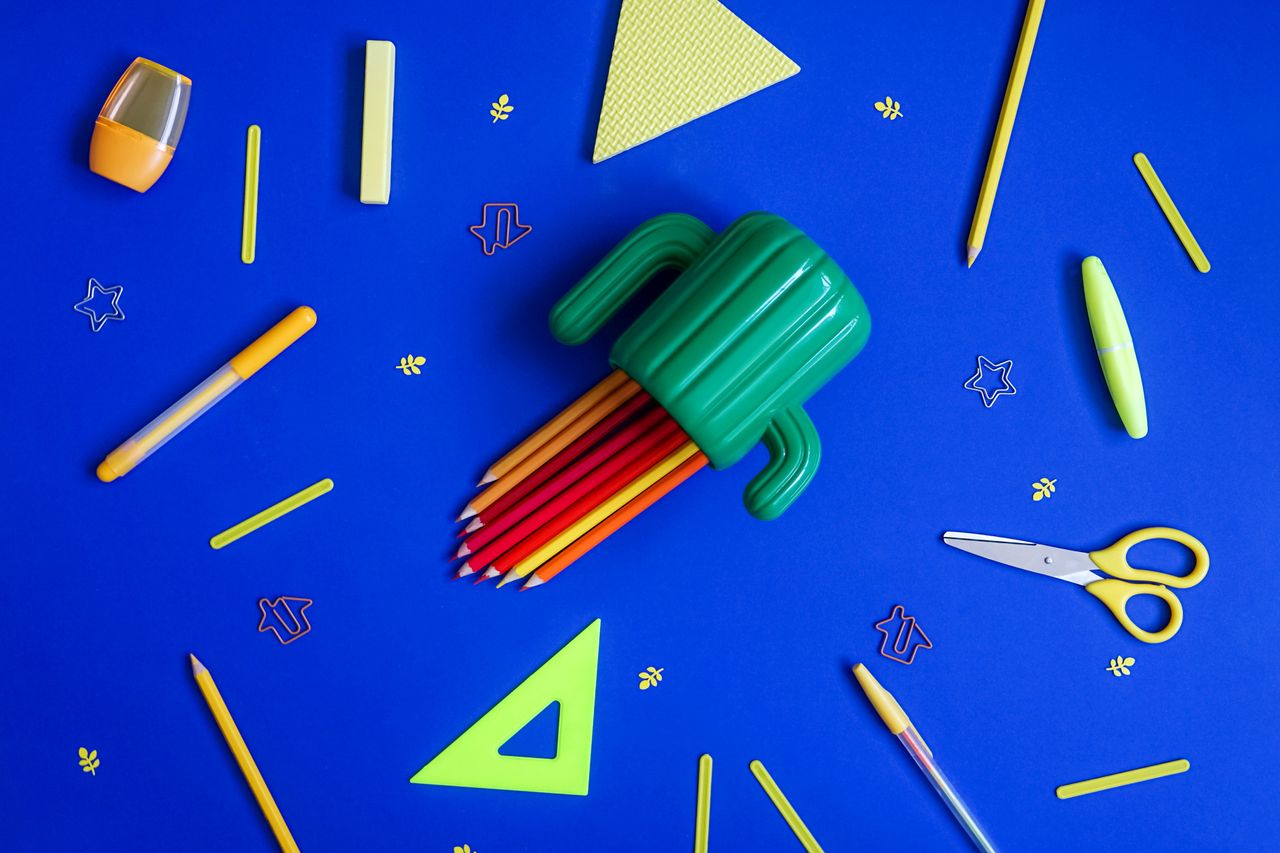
[360, 40, 395, 204]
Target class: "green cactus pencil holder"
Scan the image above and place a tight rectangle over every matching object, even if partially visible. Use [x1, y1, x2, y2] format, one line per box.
[549, 212, 870, 520]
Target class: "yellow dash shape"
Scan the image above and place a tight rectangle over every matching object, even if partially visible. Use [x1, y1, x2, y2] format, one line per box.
[241, 125, 261, 264]
[695, 754, 712, 853]
[1055, 758, 1190, 799]
[1133, 153, 1210, 273]
[749, 760, 825, 853]
[210, 478, 333, 549]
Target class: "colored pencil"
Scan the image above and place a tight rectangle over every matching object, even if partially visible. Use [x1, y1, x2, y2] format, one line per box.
[457, 403, 668, 558]
[522, 450, 706, 589]
[465, 389, 654, 534]
[462, 424, 687, 575]
[468, 426, 687, 582]
[458, 378, 640, 519]
[190, 654, 299, 853]
[966, 0, 1045, 267]
[478, 369, 627, 485]
[494, 442, 700, 586]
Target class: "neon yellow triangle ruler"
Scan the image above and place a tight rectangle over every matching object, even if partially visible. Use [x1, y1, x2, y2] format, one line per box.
[593, 0, 800, 163]
[410, 619, 601, 795]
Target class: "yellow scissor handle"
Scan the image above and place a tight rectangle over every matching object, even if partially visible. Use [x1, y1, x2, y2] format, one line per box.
[1085, 579, 1183, 643]
[1088, 527, 1209, 588]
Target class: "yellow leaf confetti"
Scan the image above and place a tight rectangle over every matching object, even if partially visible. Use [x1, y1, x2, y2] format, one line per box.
[454, 845, 475, 853]
[638, 666, 664, 690]
[77, 746, 100, 776]
[489, 93, 514, 123]
[1106, 655, 1136, 677]
[1032, 477, 1057, 501]
[396, 354, 427, 375]
[874, 96, 903, 120]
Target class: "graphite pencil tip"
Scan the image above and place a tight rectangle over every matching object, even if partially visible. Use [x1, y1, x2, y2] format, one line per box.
[456, 504, 478, 522]
[477, 469, 497, 486]
[189, 653, 206, 675]
[966, 246, 979, 268]
[521, 575, 545, 590]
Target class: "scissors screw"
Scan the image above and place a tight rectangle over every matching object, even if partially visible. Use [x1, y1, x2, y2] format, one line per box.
[1043, 557, 1053, 565]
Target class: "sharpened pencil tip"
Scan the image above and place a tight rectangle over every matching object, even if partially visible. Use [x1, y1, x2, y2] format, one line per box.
[495, 571, 517, 589]
[456, 562, 475, 577]
[522, 575, 545, 590]
[465, 517, 484, 533]
[189, 653, 206, 675]
[477, 469, 497, 485]
[966, 246, 979, 268]
[456, 504, 478, 522]
[456, 543, 470, 558]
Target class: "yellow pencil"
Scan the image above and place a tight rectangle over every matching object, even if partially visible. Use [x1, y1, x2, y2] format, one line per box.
[494, 441, 699, 587]
[477, 369, 628, 485]
[190, 654, 300, 853]
[966, 0, 1046, 267]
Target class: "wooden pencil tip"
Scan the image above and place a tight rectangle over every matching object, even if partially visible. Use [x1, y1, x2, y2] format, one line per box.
[189, 653, 206, 675]
[465, 517, 484, 533]
[477, 469, 497, 486]
[456, 504, 478, 522]
[456, 562, 475, 577]
[966, 246, 979, 268]
[495, 571, 517, 589]
[456, 542, 471, 558]
[522, 575, 545, 590]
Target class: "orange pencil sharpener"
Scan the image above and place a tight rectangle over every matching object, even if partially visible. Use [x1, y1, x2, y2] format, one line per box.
[89, 57, 191, 192]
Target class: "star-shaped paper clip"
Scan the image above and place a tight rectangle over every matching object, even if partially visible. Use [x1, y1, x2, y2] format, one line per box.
[964, 355, 1016, 408]
[74, 277, 125, 332]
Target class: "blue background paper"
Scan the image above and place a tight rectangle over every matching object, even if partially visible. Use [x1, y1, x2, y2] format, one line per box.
[3, 0, 1277, 849]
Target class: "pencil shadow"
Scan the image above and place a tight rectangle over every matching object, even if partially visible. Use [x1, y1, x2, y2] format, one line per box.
[956, 6, 1032, 266]
[581, 0, 624, 162]
[342, 43, 365, 199]
[1058, 252, 1123, 434]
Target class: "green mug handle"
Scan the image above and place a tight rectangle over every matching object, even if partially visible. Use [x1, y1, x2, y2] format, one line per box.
[549, 213, 716, 344]
[743, 405, 821, 520]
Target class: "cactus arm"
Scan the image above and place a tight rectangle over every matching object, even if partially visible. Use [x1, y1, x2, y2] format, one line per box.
[743, 406, 821, 520]
[549, 213, 715, 345]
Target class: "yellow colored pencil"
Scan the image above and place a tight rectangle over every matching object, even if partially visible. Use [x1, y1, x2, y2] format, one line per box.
[478, 369, 628, 485]
[458, 378, 641, 519]
[966, 0, 1046, 267]
[494, 441, 699, 586]
[190, 654, 300, 853]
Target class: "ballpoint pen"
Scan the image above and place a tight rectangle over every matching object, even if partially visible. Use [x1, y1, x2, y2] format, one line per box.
[852, 663, 997, 853]
[97, 306, 315, 482]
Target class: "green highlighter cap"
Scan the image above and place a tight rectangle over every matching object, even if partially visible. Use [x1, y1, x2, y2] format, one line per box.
[1082, 256, 1147, 439]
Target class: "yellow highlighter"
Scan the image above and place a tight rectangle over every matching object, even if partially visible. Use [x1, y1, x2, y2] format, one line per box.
[97, 307, 315, 482]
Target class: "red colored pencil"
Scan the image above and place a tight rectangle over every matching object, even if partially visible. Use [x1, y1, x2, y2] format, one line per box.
[469, 391, 653, 528]
[472, 422, 688, 582]
[459, 403, 671, 557]
[463, 424, 687, 574]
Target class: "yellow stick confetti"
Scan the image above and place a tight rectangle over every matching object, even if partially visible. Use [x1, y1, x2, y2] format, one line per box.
[242, 124, 261, 264]
[1133, 153, 1209, 273]
[695, 754, 712, 853]
[210, 478, 333, 549]
[1055, 758, 1190, 799]
[749, 760, 825, 853]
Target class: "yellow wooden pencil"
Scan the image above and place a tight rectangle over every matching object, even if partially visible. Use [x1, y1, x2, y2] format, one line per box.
[966, 0, 1046, 267]
[190, 654, 300, 853]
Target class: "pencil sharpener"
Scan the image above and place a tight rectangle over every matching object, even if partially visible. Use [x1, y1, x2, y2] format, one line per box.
[90, 57, 191, 192]
[550, 212, 871, 520]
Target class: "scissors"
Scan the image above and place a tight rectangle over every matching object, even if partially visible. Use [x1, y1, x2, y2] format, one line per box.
[942, 527, 1209, 643]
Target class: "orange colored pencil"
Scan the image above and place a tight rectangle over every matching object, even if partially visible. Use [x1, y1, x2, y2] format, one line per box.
[521, 452, 707, 590]
[478, 369, 627, 485]
[458, 378, 640, 520]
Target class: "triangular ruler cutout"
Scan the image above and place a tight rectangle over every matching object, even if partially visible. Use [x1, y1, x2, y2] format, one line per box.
[498, 701, 560, 759]
[410, 619, 600, 795]
[592, 0, 800, 163]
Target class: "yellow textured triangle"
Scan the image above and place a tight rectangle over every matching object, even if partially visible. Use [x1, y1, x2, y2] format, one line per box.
[593, 0, 800, 163]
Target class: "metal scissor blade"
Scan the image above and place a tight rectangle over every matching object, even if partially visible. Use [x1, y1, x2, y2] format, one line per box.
[942, 531, 1101, 586]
